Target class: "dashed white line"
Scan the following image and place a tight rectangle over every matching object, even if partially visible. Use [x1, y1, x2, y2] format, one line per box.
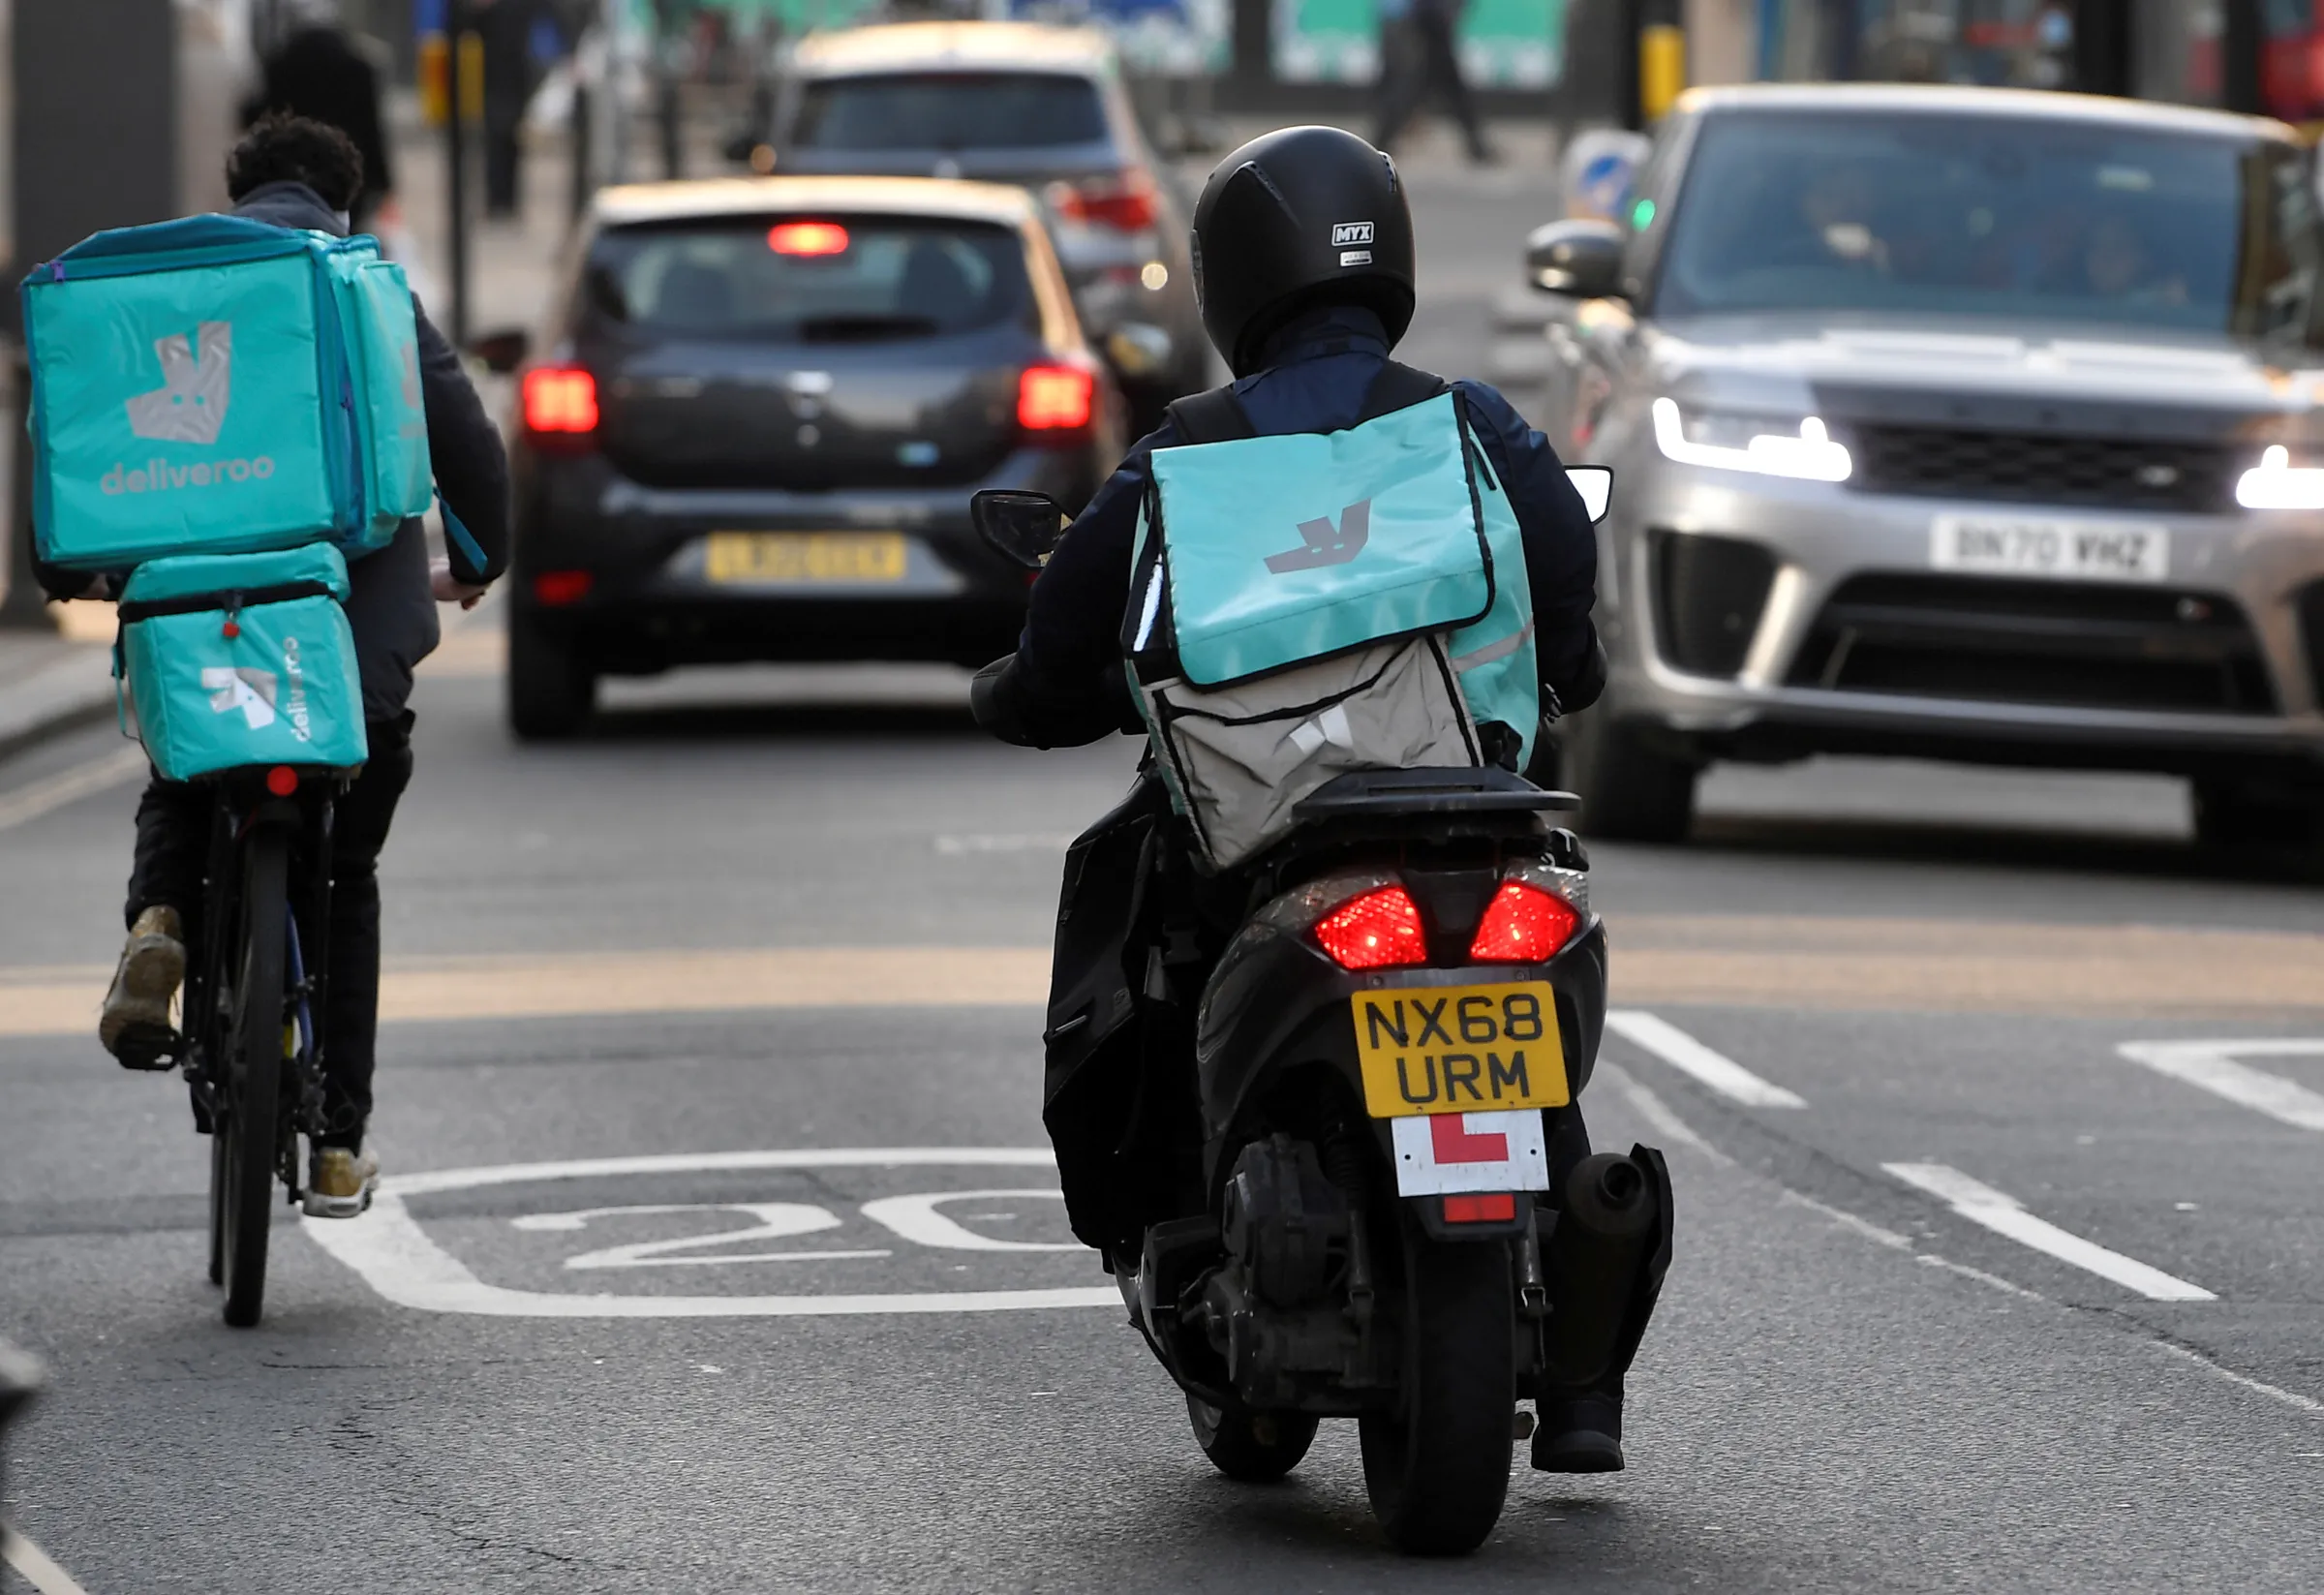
[2118, 1039, 2324, 1133]
[1605, 1009, 1808, 1109]
[2147, 1338, 2324, 1418]
[1883, 1162, 2216, 1303]
[0, 747, 145, 834]
[3, 1529, 91, 1595]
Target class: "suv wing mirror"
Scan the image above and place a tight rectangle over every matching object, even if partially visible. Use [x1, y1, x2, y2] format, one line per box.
[971, 489, 1068, 569]
[1525, 220, 1626, 299]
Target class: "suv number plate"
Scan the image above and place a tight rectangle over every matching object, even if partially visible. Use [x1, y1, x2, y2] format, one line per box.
[1930, 515, 2169, 582]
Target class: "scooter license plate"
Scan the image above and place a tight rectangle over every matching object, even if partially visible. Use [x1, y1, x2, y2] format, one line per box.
[1351, 981, 1570, 1119]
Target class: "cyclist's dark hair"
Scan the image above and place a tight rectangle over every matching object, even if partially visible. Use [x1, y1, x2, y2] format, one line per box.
[227, 112, 365, 212]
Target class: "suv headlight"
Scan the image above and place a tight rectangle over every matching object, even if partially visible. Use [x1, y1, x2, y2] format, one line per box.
[1652, 397, 1852, 483]
[2236, 444, 2324, 509]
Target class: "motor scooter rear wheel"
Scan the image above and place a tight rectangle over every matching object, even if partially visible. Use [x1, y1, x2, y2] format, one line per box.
[1186, 1395, 1318, 1482]
[1359, 1220, 1515, 1553]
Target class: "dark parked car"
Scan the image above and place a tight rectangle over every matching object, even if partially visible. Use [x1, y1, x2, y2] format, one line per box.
[504, 174, 1123, 739]
[763, 21, 1211, 435]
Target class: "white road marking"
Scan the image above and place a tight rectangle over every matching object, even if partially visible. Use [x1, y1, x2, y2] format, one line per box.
[1605, 1009, 1809, 1109]
[1594, 1058, 1733, 1165]
[1883, 1163, 2216, 1303]
[2148, 1339, 2324, 1418]
[3, 1529, 91, 1595]
[508, 1203, 892, 1269]
[0, 747, 144, 834]
[2118, 1039, 2324, 1133]
[304, 1149, 1116, 1318]
[858, 1190, 1080, 1252]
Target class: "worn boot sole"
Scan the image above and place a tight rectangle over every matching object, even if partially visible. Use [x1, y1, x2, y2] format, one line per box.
[301, 1183, 376, 1219]
[100, 935, 186, 1071]
[1531, 1430, 1626, 1473]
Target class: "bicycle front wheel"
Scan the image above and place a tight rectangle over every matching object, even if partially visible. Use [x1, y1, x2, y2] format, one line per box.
[218, 824, 290, 1329]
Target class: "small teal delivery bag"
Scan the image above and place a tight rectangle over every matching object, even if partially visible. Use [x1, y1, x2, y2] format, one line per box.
[116, 544, 368, 782]
[21, 214, 432, 570]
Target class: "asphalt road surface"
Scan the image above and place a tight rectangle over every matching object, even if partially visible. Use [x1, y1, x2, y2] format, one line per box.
[5, 166, 2323, 1594]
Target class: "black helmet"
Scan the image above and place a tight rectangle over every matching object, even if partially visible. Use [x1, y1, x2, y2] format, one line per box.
[1190, 126, 1417, 377]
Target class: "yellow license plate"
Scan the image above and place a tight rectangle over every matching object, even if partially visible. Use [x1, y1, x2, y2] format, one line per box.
[1353, 981, 1569, 1118]
[704, 532, 906, 584]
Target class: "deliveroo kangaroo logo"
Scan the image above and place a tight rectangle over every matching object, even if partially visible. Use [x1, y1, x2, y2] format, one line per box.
[126, 322, 232, 445]
[202, 667, 278, 730]
[1266, 499, 1371, 574]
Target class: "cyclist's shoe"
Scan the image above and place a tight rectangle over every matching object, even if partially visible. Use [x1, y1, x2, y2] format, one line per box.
[303, 1147, 380, 1219]
[99, 905, 185, 1071]
[1532, 1392, 1626, 1473]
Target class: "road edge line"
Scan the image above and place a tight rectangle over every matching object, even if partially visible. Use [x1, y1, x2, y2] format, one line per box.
[3, 1526, 92, 1595]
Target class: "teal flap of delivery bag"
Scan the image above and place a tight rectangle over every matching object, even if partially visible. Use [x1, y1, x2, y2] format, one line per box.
[1147, 391, 1492, 687]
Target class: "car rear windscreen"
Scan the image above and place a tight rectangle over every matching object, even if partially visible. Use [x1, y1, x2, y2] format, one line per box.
[791, 72, 1108, 151]
[584, 216, 1032, 341]
[1657, 111, 2324, 341]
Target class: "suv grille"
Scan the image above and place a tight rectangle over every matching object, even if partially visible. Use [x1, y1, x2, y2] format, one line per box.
[1848, 425, 2235, 513]
[1788, 573, 2276, 716]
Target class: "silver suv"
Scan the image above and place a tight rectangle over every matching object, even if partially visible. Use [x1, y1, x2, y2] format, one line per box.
[1523, 85, 2324, 848]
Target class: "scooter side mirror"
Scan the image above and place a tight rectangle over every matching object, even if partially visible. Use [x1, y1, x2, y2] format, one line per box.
[971, 489, 1068, 569]
[1566, 466, 1612, 524]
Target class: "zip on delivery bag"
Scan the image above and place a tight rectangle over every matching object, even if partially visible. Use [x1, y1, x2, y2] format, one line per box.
[115, 544, 368, 782]
[21, 213, 432, 571]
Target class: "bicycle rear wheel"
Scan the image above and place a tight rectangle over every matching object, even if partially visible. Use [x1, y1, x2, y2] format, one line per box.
[217, 825, 290, 1329]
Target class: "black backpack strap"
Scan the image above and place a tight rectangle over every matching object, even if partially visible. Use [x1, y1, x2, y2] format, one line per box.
[1356, 360, 1451, 424]
[1162, 383, 1258, 445]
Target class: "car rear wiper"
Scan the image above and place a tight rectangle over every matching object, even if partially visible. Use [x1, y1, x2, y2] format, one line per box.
[798, 314, 943, 343]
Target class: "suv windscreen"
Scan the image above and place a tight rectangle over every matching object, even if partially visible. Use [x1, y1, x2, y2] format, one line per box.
[1657, 111, 2324, 341]
[790, 72, 1108, 151]
[584, 216, 1032, 341]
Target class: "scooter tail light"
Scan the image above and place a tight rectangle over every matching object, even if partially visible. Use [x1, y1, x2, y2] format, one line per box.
[1443, 1193, 1517, 1223]
[1313, 885, 1428, 970]
[1468, 881, 1581, 964]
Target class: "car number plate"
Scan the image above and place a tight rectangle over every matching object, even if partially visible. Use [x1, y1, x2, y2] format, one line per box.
[705, 532, 906, 585]
[1353, 981, 1569, 1119]
[1930, 515, 2168, 583]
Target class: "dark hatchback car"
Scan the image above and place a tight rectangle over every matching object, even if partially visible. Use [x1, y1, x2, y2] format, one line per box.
[763, 23, 1211, 435]
[504, 175, 1122, 738]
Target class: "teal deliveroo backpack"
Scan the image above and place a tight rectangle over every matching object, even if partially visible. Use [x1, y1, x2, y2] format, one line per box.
[20, 213, 434, 571]
[1122, 364, 1542, 872]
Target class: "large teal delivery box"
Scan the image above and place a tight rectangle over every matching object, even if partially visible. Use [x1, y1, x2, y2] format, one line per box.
[116, 544, 368, 782]
[21, 214, 433, 571]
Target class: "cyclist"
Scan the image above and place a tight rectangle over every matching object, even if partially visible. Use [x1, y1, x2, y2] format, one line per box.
[40, 113, 509, 1217]
[972, 128, 1634, 1471]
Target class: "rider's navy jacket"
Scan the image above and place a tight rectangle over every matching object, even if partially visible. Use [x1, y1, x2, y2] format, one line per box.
[1010, 303, 1601, 748]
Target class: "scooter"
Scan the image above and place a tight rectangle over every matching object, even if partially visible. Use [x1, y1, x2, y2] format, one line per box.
[971, 481, 1668, 1554]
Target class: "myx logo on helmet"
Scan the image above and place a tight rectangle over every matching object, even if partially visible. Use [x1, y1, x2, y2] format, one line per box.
[1331, 223, 1375, 247]
[103, 319, 276, 495]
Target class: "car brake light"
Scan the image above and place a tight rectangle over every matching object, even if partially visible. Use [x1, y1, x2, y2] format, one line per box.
[522, 367, 597, 434]
[1314, 885, 1428, 970]
[1048, 169, 1159, 232]
[768, 220, 849, 256]
[1019, 363, 1094, 432]
[1443, 1193, 1516, 1224]
[533, 569, 593, 606]
[1468, 881, 1580, 964]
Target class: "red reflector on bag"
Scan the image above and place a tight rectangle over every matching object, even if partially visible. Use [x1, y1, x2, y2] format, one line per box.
[533, 569, 593, 606]
[1313, 885, 1428, 970]
[1443, 1193, 1516, 1224]
[522, 367, 598, 434]
[1468, 881, 1580, 964]
[1018, 363, 1095, 432]
[767, 220, 850, 256]
[265, 766, 298, 797]
[221, 619, 240, 639]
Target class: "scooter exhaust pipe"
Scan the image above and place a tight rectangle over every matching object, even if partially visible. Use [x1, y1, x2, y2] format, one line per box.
[1542, 1151, 1661, 1387]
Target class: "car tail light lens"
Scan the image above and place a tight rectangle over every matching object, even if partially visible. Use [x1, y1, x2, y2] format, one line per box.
[1313, 885, 1428, 970]
[1468, 881, 1580, 964]
[1443, 1193, 1516, 1224]
[1019, 363, 1094, 432]
[522, 366, 597, 435]
[1047, 169, 1159, 232]
[767, 220, 849, 256]
[533, 569, 593, 606]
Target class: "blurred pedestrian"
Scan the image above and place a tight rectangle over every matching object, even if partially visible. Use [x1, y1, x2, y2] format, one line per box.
[242, 0, 395, 227]
[1374, 0, 1493, 166]
[473, 0, 558, 218]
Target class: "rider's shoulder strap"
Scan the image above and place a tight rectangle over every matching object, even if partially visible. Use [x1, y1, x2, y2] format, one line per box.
[1163, 383, 1258, 445]
[1356, 360, 1452, 424]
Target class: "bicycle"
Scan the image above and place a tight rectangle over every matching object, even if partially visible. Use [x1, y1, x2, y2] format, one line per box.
[160, 764, 346, 1329]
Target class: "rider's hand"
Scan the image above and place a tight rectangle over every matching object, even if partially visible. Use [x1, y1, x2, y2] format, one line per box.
[430, 558, 488, 610]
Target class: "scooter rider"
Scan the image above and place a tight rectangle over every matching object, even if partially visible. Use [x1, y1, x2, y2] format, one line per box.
[974, 127, 1639, 1472]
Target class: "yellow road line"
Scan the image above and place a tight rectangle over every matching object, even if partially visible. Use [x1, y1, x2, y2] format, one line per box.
[5, 917, 2323, 1038]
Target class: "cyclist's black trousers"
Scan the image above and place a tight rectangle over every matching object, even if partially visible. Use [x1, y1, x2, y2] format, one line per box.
[126, 712, 415, 1150]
